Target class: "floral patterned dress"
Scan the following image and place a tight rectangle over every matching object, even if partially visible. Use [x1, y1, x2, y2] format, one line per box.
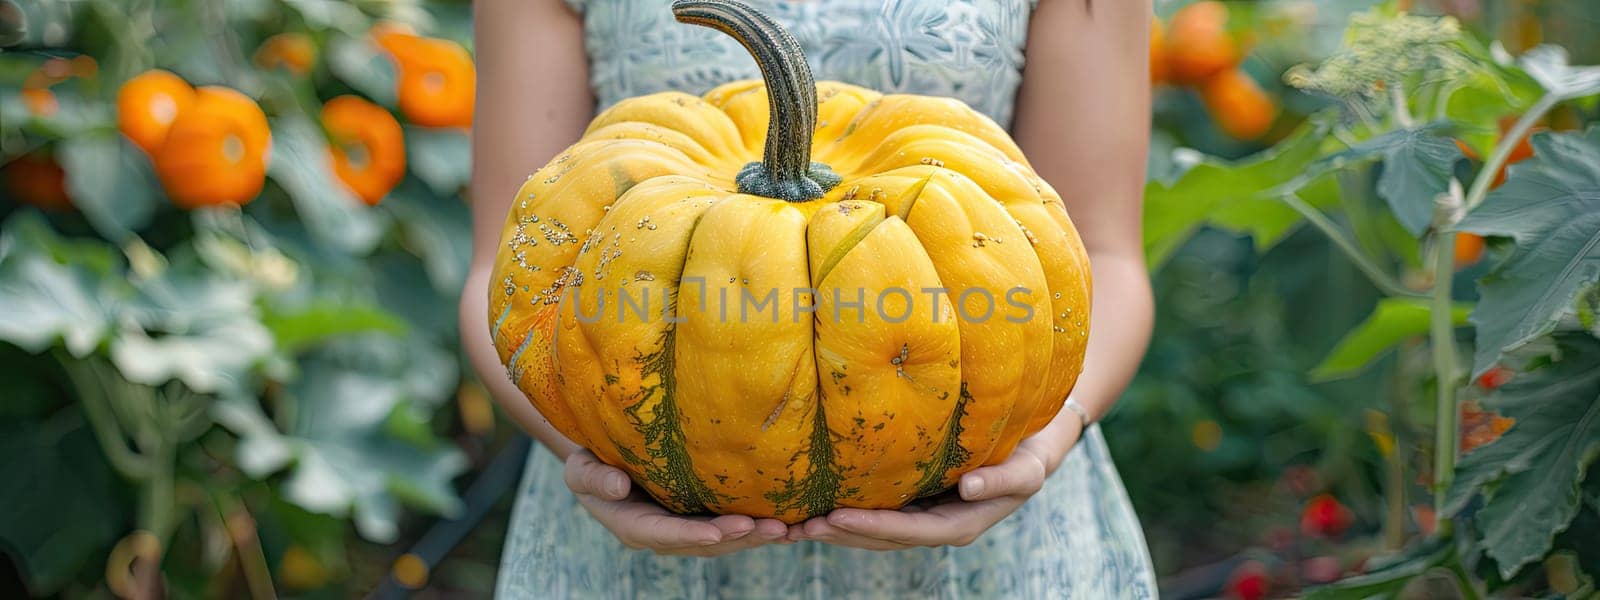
[496, 1, 1157, 597]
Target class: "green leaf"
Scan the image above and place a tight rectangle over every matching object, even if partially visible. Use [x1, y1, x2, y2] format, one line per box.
[1304, 536, 1455, 600]
[1143, 119, 1332, 267]
[1210, 171, 1341, 251]
[1311, 298, 1472, 381]
[267, 116, 388, 256]
[212, 353, 467, 543]
[1458, 128, 1600, 376]
[0, 214, 121, 357]
[1444, 335, 1600, 579]
[404, 127, 471, 197]
[279, 0, 369, 34]
[57, 135, 156, 241]
[111, 269, 274, 395]
[1327, 124, 1465, 235]
[1519, 45, 1600, 101]
[0, 421, 126, 595]
[386, 182, 471, 294]
[262, 301, 409, 354]
[327, 36, 397, 106]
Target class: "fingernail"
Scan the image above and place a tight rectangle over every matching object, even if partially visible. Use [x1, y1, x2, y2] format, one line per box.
[699, 536, 721, 546]
[607, 473, 628, 498]
[963, 477, 986, 499]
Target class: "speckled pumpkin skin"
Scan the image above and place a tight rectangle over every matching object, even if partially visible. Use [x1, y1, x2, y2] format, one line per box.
[489, 80, 1092, 523]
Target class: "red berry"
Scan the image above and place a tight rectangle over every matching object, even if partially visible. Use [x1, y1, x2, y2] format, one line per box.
[1300, 494, 1355, 538]
[1476, 366, 1513, 390]
[1227, 561, 1270, 600]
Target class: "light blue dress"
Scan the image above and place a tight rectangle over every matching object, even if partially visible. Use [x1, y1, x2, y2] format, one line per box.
[496, 1, 1157, 597]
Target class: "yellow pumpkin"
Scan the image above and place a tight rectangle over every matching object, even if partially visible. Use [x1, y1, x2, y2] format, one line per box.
[489, 0, 1091, 522]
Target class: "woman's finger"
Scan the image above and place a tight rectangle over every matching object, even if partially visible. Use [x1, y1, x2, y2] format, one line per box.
[670, 519, 789, 557]
[793, 516, 911, 551]
[626, 510, 728, 549]
[958, 446, 1047, 501]
[826, 498, 1017, 547]
[564, 450, 630, 500]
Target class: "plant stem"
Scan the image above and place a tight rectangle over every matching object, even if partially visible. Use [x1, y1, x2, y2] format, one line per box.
[58, 354, 153, 479]
[1448, 558, 1484, 600]
[1391, 82, 1416, 129]
[1461, 94, 1557, 212]
[1282, 193, 1428, 299]
[141, 436, 177, 545]
[1429, 229, 1459, 516]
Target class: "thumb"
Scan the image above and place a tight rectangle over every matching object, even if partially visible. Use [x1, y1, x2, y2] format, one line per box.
[959, 448, 1047, 501]
[564, 450, 632, 501]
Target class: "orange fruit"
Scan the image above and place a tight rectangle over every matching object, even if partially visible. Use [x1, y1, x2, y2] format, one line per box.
[70, 55, 98, 79]
[1199, 68, 1277, 140]
[254, 32, 317, 76]
[322, 95, 406, 205]
[1490, 115, 1545, 189]
[152, 87, 272, 208]
[2, 153, 72, 210]
[21, 87, 57, 118]
[379, 33, 476, 128]
[117, 70, 196, 155]
[1150, 18, 1168, 85]
[1453, 232, 1484, 269]
[1165, 1, 1240, 85]
[370, 21, 417, 56]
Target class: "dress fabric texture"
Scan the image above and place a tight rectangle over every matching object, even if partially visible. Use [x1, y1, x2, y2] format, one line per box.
[497, 1, 1157, 597]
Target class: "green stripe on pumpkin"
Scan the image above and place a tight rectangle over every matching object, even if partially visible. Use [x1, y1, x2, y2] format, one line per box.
[765, 398, 853, 519]
[914, 383, 973, 498]
[625, 322, 723, 513]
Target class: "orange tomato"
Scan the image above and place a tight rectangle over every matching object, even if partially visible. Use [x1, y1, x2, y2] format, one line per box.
[1199, 68, 1277, 140]
[322, 95, 406, 205]
[2, 153, 72, 210]
[370, 21, 417, 56]
[20, 87, 57, 118]
[117, 70, 197, 155]
[1165, 1, 1240, 85]
[254, 32, 317, 76]
[70, 55, 98, 79]
[1453, 232, 1485, 269]
[1491, 116, 1545, 188]
[1150, 18, 1168, 85]
[378, 32, 476, 128]
[152, 87, 272, 209]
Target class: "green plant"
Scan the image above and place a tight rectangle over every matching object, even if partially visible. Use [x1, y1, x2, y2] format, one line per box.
[0, 0, 479, 596]
[1145, 4, 1600, 596]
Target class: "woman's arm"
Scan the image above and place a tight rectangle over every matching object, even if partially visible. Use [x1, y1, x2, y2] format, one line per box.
[464, 0, 788, 555]
[462, 0, 593, 459]
[1012, 0, 1155, 433]
[793, 0, 1153, 548]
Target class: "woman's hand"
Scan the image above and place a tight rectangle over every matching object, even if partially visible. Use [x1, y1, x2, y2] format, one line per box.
[564, 450, 791, 556]
[789, 417, 1084, 549]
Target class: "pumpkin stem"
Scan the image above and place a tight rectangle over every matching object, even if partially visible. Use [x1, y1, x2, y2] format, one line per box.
[672, 0, 840, 202]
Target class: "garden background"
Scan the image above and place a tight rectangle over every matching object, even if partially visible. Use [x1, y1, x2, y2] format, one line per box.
[2, 0, 1598, 598]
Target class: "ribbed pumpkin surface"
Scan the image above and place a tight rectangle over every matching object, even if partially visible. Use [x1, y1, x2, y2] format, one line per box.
[489, 79, 1092, 522]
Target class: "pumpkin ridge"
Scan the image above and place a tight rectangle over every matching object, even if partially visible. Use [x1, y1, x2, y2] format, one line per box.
[808, 205, 885, 286]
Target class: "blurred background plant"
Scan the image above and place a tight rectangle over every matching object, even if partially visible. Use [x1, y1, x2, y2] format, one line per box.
[1134, 0, 1600, 598]
[2, 0, 1598, 598]
[0, 0, 504, 596]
